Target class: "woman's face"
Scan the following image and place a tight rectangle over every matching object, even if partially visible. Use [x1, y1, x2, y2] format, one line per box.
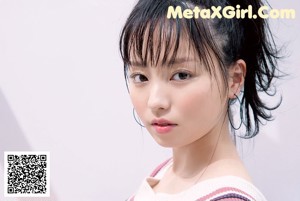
[128, 37, 229, 148]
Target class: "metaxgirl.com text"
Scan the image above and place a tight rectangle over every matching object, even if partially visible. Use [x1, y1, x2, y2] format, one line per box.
[167, 5, 296, 19]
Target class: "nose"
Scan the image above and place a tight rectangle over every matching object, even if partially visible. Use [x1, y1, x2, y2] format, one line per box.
[147, 82, 170, 115]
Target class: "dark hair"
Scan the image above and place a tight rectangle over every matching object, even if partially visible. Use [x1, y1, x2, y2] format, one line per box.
[119, 0, 282, 138]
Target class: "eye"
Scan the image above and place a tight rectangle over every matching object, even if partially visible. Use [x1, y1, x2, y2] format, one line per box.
[171, 72, 192, 81]
[130, 74, 148, 83]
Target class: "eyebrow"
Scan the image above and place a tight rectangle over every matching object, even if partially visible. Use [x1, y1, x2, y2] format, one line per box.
[129, 58, 196, 68]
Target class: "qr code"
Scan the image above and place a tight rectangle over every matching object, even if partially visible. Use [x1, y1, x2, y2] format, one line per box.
[4, 151, 50, 197]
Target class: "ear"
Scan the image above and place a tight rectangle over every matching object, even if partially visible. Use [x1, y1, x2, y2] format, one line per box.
[227, 59, 246, 99]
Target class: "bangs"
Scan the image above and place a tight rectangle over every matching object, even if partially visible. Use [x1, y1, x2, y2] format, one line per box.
[125, 18, 186, 67]
[119, 0, 229, 95]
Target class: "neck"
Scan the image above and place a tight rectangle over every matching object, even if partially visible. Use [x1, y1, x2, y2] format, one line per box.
[171, 117, 238, 179]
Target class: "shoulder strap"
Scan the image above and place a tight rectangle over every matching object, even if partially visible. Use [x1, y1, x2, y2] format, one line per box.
[149, 158, 172, 177]
[126, 158, 172, 201]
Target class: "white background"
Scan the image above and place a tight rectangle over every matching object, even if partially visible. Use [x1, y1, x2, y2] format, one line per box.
[0, 0, 299, 200]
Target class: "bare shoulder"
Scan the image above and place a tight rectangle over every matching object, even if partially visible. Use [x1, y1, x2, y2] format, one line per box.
[203, 158, 252, 182]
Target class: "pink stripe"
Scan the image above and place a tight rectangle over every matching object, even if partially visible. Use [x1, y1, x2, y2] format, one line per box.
[196, 187, 255, 201]
[150, 158, 172, 177]
[127, 158, 172, 201]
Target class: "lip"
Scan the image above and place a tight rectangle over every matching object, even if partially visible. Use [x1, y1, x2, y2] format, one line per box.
[151, 119, 177, 134]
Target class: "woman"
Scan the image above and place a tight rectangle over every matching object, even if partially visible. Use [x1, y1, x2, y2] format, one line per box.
[119, 0, 281, 200]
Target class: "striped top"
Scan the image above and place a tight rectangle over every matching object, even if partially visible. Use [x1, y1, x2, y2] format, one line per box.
[127, 159, 267, 201]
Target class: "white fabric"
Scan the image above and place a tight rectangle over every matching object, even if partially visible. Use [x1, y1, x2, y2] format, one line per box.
[132, 160, 268, 201]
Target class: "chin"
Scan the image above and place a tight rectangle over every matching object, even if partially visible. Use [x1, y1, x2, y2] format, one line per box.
[152, 137, 182, 148]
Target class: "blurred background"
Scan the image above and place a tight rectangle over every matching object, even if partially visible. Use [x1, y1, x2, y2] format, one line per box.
[0, 0, 299, 200]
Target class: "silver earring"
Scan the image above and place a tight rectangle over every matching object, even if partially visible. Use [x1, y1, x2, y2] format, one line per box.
[133, 108, 145, 127]
[228, 94, 243, 130]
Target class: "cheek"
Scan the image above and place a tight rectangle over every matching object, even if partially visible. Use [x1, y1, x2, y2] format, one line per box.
[177, 87, 211, 116]
[176, 81, 222, 124]
[129, 87, 147, 117]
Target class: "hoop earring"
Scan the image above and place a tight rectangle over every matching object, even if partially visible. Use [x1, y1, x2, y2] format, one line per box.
[133, 108, 145, 127]
[228, 94, 243, 130]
